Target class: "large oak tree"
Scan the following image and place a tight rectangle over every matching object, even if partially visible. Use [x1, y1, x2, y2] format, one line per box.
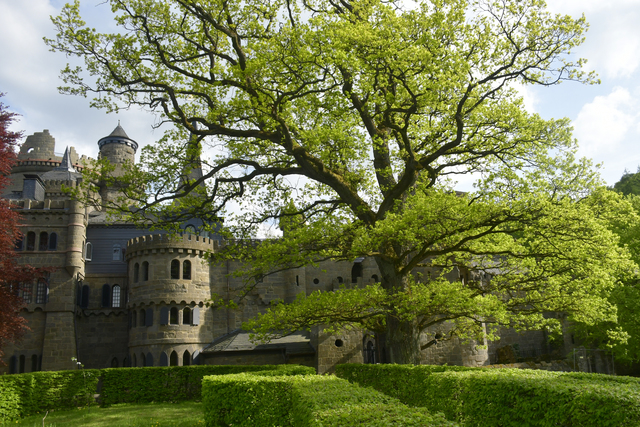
[47, 0, 635, 363]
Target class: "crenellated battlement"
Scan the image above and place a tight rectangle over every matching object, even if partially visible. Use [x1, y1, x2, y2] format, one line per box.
[126, 233, 220, 258]
[12, 198, 70, 210]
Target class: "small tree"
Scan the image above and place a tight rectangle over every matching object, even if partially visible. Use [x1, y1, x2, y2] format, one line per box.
[47, 0, 634, 364]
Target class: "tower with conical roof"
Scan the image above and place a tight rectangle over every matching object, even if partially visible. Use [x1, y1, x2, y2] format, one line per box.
[97, 123, 138, 208]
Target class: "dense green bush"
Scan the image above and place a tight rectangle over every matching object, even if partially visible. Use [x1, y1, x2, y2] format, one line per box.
[202, 374, 457, 427]
[0, 370, 99, 423]
[335, 363, 476, 406]
[99, 364, 315, 406]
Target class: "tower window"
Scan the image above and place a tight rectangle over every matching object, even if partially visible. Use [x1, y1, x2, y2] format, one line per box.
[183, 350, 191, 366]
[170, 351, 178, 366]
[84, 242, 93, 261]
[171, 260, 180, 279]
[183, 260, 191, 280]
[142, 261, 149, 281]
[81, 285, 90, 308]
[170, 307, 179, 325]
[21, 283, 32, 304]
[38, 232, 48, 251]
[48, 233, 57, 250]
[26, 232, 35, 251]
[133, 263, 139, 283]
[112, 285, 121, 308]
[102, 284, 111, 308]
[183, 307, 192, 325]
[35, 280, 47, 304]
[351, 262, 363, 284]
[15, 235, 23, 251]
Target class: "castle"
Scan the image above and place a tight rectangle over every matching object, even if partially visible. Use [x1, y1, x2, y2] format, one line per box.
[1, 125, 557, 374]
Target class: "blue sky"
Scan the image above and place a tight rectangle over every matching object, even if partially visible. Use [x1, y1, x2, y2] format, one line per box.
[1, 0, 639, 189]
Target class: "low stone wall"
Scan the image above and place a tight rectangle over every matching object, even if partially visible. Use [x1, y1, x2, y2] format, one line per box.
[486, 360, 573, 372]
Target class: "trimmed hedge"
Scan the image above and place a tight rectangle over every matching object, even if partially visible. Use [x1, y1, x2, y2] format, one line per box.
[202, 374, 458, 427]
[99, 364, 315, 405]
[335, 363, 476, 406]
[337, 364, 640, 427]
[0, 370, 99, 423]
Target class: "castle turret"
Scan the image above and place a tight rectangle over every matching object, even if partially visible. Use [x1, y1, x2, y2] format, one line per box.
[97, 123, 138, 208]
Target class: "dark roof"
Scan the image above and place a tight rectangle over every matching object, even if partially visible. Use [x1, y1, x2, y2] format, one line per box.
[40, 147, 81, 181]
[108, 124, 130, 139]
[202, 329, 315, 355]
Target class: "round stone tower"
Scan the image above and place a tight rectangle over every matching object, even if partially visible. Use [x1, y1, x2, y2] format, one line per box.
[97, 123, 138, 207]
[126, 233, 218, 367]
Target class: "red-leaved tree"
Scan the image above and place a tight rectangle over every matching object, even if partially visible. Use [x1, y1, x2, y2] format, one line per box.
[0, 94, 45, 362]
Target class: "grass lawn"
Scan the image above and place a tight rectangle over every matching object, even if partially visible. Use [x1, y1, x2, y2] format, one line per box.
[5, 402, 204, 427]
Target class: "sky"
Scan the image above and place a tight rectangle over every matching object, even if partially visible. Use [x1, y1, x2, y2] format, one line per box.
[1, 0, 640, 190]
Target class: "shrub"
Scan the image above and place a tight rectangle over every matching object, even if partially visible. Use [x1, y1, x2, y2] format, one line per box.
[202, 374, 458, 427]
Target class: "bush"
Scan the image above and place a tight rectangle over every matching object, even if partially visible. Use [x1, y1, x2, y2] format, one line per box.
[0, 369, 99, 423]
[99, 364, 315, 406]
[202, 374, 457, 427]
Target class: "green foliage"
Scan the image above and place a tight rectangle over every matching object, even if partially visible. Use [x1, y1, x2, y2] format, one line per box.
[46, 0, 631, 363]
[339, 364, 640, 427]
[612, 169, 640, 196]
[99, 364, 314, 406]
[202, 374, 457, 427]
[0, 370, 100, 423]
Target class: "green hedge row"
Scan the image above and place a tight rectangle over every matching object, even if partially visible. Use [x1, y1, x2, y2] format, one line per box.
[337, 364, 640, 427]
[0, 364, 314, 423]
[202, 374, 458, 427]
[100, 364, 315, 406]
[0, 370, 100, 423]
[335, 363, 476, 406]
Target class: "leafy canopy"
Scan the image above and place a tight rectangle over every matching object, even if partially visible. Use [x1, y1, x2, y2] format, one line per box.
[46, 0, 633, 360]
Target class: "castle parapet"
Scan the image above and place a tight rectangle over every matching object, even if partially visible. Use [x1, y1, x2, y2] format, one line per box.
[126, 233, 219, 258]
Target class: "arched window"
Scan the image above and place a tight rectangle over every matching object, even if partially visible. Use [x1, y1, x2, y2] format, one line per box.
[9, 356, 17, 374]
[159, 352, 168, 366]
[38, 232, 48, 251]
[48, 233, 57, 251]
[140, 353, 146, 367]
[183, 307, 192, 325]
[142, 261, 149, 281]
[170, 260, 180, 279]
[81, 285, 90, 308]
[351, 262, 363, 284]
[337, 276, 343, 284]
[84, 242, 93, 261]
[146, 352, 154, 367]
[36, 280, 47, 304]
[183, 350, 191, 366]
[183, 260, 191, 280]
[31, 354, 38, 372]
[133, 263, 139, 283]
[170, 351, 178, 366]
[170, 307, 179, 325]
[132, 353, 137, 367]
[26, 232, 36, 251]
[14, 235, 23, 251]
[113, 244, 122, 261]
[123, 356, 129, 367]
[184, 225, 197, 234]
[102, 284, 111, 308]
[20, 283, 32, 304]
[371, 274, 379, 283]
[139, 309, 146, 326]
[112, 285, 121, 308]
[111, 357, 119, 368]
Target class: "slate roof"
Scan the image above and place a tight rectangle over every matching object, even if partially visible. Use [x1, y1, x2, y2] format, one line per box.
[40, 147, 82, 181]
[202, 329, 315, 355]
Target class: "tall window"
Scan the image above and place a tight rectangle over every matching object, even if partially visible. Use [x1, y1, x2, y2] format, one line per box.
[133, 263, 139, 283]
[111, 357, 118, 368]
[170, 260, 180, 279]
[183, 350, 191, 366]
[48, 233, 57, 250]
[20, 283, 32, 304]
[132, 353, 137, 367]
[183, 307, 192, 325]
[184, 225, 197, 235]
[142, 262, 149, 281]
[35, 280, 47, 304]
[38, 232, 48, 251]
[112, 285, 121, 308]
[170, 307, 179, 325]
[84, 242, 93, 261]
[140, 353, 146, 367]
[183, 260, 191, 280]
[26, 232, 35, 251]
[14, 235, 23, 251]
[31, 354, 38, 372]
[351, 262, 363, 284]
[113, 244, 122, 261]
[102, 284, 111, 307]
[81, 285, 90, 308]
[170, 351, 178, 366]
[139, 309, 146, 326]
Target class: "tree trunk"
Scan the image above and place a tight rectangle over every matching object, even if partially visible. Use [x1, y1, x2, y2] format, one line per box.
[375, 257, 422, 364]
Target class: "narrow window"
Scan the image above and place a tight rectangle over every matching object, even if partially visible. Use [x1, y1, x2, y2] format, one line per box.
[170, 260, 180, 279]
[48, 233, 57, 250]
[123, 356, 129, 367]
[38, 232, 48, 251]
[139, 309, 146, 326]
[170, 307, 178, 325]
[142, 261, 149, 281]
[159, 352, 168, 366]
[140, 353, 146, 367]
[76, 284, 82, 306]
[183, 307, 192, 325]
[31, 354, 38, 372]
[112, 285, 121, 308]
[132, 310, 137, 327]
[9, 356, 17, 374]
[26, 232, 35, 251]
[170, 351, 178, 366]
[111, 357, 118, 368]
[192, 306, 200, 326]
[133, 263, 139, 283]
[36, 280, 47, 304]
[19, 355, 25, 373]
[183, 260, 191, 280]
[113, 244, 122, 261]
[81, 285, 90, 308]
[146, 308, 153, 326]
[21, 283, 32, 304]
[84, 242, 93, 261]
[102, 284, 111, 308]
[14, 235, 23, 251]
[132, 353, 137, 367]
[183, 350, 191, 366]
[185, 225, 196, 234]
[351, 262, 363, 284]
[146, 352, 154, 367]
[160, 307, 169, 325]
